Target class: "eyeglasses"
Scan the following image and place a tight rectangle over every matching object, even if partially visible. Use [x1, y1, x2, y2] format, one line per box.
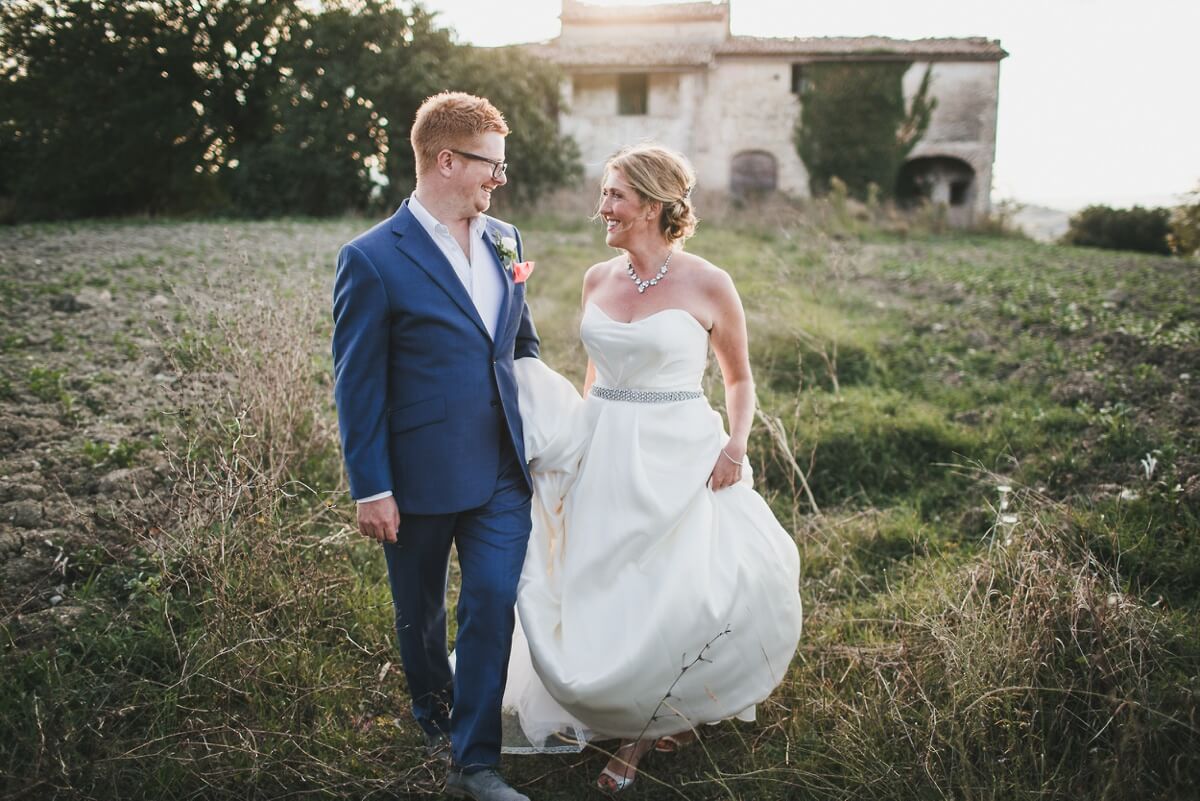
[450, 149, 507, 180]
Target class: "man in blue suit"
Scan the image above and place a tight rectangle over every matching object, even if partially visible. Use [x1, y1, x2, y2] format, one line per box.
[332, 92, 538, 801]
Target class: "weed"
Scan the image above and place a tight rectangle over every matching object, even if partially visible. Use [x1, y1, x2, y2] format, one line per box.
[111, 331, 139, 361]
[82, 439, 144, 468]
[26, 365, 67, 402]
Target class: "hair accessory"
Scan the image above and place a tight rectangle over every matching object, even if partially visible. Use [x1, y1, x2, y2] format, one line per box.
[683, 184, 694, 201]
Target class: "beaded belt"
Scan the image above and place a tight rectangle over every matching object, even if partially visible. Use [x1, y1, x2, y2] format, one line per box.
[590, 385, 703, 404]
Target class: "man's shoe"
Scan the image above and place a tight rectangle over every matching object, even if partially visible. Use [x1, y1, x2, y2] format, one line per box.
[424, 731, 452, 766]
[445, 767, 530, 801]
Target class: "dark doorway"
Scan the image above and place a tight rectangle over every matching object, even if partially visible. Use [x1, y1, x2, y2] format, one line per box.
[731, 150, 778, 198]
[896, 156, 975, 209]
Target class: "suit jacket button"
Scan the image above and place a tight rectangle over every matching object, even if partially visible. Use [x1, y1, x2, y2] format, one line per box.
[490, 400, 500, 408]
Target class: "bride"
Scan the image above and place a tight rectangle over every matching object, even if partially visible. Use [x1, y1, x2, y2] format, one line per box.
[506, 144, 803, 791]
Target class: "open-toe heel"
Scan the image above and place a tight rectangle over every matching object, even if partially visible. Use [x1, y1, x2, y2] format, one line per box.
[597, 765, 636, 793]
[597, 739, 651, 793]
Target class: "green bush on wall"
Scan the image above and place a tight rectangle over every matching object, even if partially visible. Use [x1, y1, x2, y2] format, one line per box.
[795, 61, 936, 201]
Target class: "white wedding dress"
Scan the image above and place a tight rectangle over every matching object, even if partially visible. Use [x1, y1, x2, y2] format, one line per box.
[499, 302, 803, 749]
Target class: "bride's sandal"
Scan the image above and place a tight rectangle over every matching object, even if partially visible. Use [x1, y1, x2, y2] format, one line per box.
[597, 765, 635, 793]
[596, 739, 652, 793]
[654, 729, 698, 753]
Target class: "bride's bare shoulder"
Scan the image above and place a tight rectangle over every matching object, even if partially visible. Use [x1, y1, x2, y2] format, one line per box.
[583, 256, 624, 293]
[676, 252, 736, 296]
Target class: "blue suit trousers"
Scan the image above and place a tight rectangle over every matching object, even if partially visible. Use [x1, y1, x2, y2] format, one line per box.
[382, 440, 531, 771]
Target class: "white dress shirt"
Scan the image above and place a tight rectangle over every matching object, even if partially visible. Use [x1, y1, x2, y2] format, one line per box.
[407, 194, 506, 340]
[357, 196, 509, 505]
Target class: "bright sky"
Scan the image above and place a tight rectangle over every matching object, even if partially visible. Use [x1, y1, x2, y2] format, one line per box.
[417, 0, 1199, 211]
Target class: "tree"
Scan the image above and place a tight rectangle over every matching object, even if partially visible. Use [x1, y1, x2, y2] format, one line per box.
[795, 61, 935, 201]
[1, 1, 223, 218]
[0, 0, 580, 220]
[223, 1, 456, 216]
[0, 0, 304, 219]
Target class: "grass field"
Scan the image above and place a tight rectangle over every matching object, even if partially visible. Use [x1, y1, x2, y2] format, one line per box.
[1, 209, 1197, 799]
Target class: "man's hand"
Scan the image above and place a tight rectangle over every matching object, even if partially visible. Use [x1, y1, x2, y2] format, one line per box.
[358, 496, 401, 544]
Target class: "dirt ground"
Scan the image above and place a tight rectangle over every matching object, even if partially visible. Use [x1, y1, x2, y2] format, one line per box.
[0, 219, 357, 640]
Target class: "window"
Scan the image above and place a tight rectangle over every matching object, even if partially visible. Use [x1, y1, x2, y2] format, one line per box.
[790, 64, 809, 95]
[618, 73, 648, 115]
[950, 180, 970, 206]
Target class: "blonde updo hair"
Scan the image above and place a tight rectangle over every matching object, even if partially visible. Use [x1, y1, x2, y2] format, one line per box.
[603, 144, 698, 246]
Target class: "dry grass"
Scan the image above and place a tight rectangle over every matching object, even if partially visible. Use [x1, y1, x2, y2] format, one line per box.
[776, 483, 1197, 799]
[2, 212, 1197, 799]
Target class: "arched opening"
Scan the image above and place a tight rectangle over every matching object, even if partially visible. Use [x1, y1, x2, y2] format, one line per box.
[730, 150, 778, 199]
[896, 156, 976, 223]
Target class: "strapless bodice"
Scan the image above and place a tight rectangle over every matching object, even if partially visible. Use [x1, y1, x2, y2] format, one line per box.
[580, 302, 709, 392]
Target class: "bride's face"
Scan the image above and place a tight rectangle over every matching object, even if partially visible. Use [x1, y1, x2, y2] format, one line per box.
[599, 168, 658, 249]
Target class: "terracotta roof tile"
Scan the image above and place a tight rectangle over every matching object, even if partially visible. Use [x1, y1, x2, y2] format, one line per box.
[523, 42, 717, 69]
[719, 35, 1007, 60]
[525, 35, 1007, 69]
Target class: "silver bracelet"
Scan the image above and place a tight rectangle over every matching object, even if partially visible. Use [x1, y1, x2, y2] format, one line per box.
[720, 448, 744, 467]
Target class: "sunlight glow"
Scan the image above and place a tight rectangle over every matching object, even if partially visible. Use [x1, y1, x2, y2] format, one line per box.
[417, 0, 1200, 210]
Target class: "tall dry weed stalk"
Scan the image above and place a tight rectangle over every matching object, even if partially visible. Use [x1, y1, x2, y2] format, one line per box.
[123, 277, 427, 796]
[770, 483, 1200, 799]
[160, 280, 341, 534]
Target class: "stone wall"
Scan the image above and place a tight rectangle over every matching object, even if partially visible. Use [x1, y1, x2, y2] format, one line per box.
[904, 60, 1001, 220]
[555, 56, 999, 218]
[696, 57, 809, 195]
[562, 72, 702, 174]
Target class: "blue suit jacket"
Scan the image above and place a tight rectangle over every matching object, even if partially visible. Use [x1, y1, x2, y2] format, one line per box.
[332, 201, 540, 514]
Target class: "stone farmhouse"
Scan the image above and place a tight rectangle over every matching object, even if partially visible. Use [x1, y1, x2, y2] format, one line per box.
[525, 0, 1006, 225]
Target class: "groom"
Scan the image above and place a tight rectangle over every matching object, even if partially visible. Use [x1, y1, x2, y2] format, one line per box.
[332, 91, 538, 801]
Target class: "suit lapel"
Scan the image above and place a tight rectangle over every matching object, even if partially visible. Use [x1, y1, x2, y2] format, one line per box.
[483, 219, 515, 350]
[391, 202, 490, 340]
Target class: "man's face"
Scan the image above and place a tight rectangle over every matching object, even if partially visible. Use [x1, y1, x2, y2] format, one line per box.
[448, 131, 507, 217]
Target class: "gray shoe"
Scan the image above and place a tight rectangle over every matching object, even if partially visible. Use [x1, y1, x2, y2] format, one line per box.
[424, 731, 452, 766]
[445, 768, 530, 801]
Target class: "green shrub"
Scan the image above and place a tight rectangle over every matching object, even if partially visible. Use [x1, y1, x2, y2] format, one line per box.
[1169, 183, 1200, 257]
[1063, 205, 1172, 254]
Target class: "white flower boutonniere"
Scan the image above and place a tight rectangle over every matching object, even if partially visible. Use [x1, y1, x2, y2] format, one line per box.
[492, 233, 519, 272]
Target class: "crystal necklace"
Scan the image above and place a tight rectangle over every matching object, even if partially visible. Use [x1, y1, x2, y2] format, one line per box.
[627, 250, 672, 294]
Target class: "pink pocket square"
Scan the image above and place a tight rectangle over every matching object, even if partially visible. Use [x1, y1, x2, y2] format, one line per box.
[513, 261, 534, 284]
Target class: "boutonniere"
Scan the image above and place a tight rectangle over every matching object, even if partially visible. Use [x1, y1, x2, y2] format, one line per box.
[492, 233, 518, 271]
[491, 232, 534, 284]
